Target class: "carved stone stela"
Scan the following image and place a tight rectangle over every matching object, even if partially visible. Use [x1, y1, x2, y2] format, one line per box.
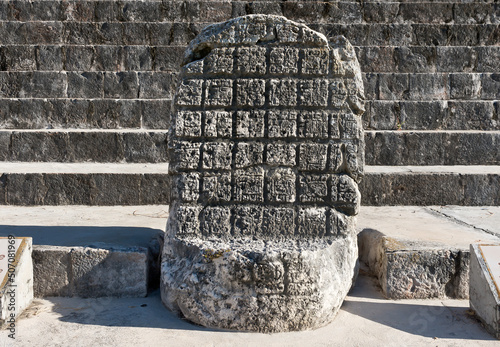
[161, 15, 365, 332]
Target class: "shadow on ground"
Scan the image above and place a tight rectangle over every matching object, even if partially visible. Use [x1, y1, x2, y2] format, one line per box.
[342, 275, 494, 341]
[0, 225, 161, 248]
[50, 290, 223, 332]
[39, 274, 495, 341]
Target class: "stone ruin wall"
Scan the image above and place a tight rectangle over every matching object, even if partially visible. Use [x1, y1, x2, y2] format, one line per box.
[0, 1, 498, 207]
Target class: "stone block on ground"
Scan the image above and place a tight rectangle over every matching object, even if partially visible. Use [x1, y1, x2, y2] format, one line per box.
[358, 207, 500, 299]
[162, 15, 365, 332]
[0, 237, 33, 328]
[0, 206, 169, 298]
[470, 244, 500, 340]
[33, 245, 148, 298]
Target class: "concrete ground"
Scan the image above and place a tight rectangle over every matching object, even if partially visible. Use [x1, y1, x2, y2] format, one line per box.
[1, 272, 498, 347]
[0, 205, 499, 345]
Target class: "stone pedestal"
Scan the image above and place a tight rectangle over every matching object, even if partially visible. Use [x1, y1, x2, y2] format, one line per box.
[161, 14, 365, 332]
[163, 217, 358, 332]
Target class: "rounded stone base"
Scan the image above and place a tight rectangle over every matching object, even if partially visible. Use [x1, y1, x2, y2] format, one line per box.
[161, 233, 358, 332]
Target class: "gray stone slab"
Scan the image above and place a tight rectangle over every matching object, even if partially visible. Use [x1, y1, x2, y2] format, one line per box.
[33, 245, 148, 298]
[361, 166, 500, 206]
[0, 206, 169, 298]
[470, 244, 500, 340]
[365, 131, 500, 166]
[358, 206, 500, 299]
[5, 130, 168, 163]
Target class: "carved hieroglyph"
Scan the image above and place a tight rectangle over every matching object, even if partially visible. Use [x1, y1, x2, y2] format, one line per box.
[161, 15, 365, 332]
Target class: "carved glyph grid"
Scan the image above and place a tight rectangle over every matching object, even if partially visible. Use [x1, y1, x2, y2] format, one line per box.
[171, 40, 363, 239]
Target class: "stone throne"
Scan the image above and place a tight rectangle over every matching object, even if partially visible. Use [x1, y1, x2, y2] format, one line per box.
[161, 14, 365, 332]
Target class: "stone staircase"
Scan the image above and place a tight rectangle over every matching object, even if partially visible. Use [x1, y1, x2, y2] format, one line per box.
[0, 0, 498, 297]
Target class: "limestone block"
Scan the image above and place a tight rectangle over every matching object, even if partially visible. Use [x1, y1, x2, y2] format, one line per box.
[103, 72, 138, 99]
[269, 47, 299, 75]
[36, 46, 63, 70]
[235, 110, 265, 138]
[205, 79, 233, 106]
[0, 237, 33, 328]
[163, 15, 365, 332]
[470, 244, 500, 340]
[204, 111, 232, 138]
[0, 132, 9, 161]
[359, 230, 470, 299]
[33, 245, 148, 298]
[235, 142, 263, 168]
[266, 143, 296, 167]
[201, 172, 231, 202]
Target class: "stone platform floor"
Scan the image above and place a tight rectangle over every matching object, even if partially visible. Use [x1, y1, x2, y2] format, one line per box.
[1, 272, 498, 346]
[0, 205, 499, 344]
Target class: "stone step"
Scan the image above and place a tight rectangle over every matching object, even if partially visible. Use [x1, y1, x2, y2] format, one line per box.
[1, 99, 498, 131]
[2, 129, 498, 165]
[1, 163, 498, 206]
[0, 205, 169, 298]
[2, 44, 500, 75]
[0, 45, 185, 72]
[0, 162, 170, 205]
[0, 1, 497, 25]
[0, 71, 176, 99]
[0, 72, 498, 109]
[365, 101, 499, 131]
[364, 74, 500, 101]
[1, 45, 500, 74]
[0, 129, 168, 163]
[365, 131, 500, 166]
[361, 165, 500, 206]
[357, 205, 500, 299]
[1, 100, 498, 133]
[0, 21, 498, 48]
[0, 39, 500, 72]
[0, 98, 171, 130]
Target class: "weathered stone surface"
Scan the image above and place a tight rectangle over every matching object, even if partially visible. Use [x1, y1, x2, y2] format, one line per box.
[4, 130, 168, 163]
[360, 167, 500, 206]
[163, 229, 358, 332]
[357, 207, 500, 300]
[469, 244, 500, 340]
[33, 245, 148, 298]
[365, 131, 500, 166]
[162, 15, 364, 332]
[359, 229, 469, 299]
